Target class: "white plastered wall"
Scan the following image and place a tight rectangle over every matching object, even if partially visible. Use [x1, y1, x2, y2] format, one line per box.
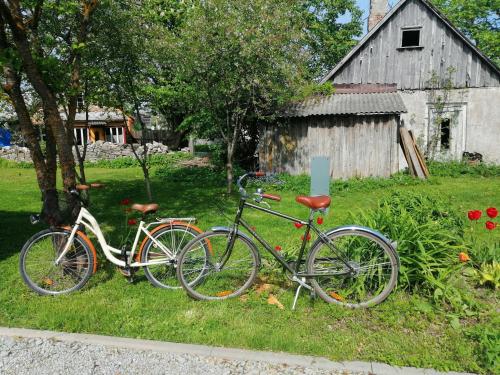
[398, 87, 500, 168]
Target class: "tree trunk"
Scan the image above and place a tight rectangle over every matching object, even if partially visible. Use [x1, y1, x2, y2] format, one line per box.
[1, 3, 77, 189]
[132, 92, 153, 202]
[142, 164, 153, 203]
[226, 143, 235, 194]
[226, 129, 239, 194]
[0, 12, 60, 225]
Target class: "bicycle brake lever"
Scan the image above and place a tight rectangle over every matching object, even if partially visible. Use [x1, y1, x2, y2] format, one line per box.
[259, 200, 271, 209]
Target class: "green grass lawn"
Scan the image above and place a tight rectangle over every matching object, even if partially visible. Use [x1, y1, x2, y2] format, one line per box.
[0, 164, 498, 373]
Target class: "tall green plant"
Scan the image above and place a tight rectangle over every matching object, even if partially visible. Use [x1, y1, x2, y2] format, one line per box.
[351, 192, 470, 309]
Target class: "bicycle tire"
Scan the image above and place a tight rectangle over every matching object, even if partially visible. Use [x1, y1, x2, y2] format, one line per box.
[177, 230, 259, 301]
[307, 227, 399, 308]
[19, 229, 94, 295]
[141, 224, 205, 289]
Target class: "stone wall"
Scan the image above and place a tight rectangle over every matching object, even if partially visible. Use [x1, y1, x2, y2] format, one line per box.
[0, 141, 171, 163]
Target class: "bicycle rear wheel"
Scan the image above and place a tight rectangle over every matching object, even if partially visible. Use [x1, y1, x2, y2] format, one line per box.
[142, 224, 204, 289]
[19, 229, 94, 295]
[307, 228, 398, 308]
[177, 230, 259, 300]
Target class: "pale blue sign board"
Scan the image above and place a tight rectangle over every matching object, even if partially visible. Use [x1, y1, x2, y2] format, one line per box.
[311, 156, 330, 212]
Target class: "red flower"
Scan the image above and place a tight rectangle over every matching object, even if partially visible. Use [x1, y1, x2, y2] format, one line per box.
[294, 222, 303, 229]
[300, 233, 311, 241]
[120, 198, 131, 206]
[467, 210, 482, 221]
[127, 218, 137, 226]
[317, 217, 324, 225]
[124, 207, 132, 213]
[275, 245, 282, 251]
[458, 252, 470, 263]
[486, 221, 497, 230]
[486, 207, 498, 219]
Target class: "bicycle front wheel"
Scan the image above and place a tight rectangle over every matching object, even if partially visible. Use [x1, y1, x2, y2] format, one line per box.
[307, 228, 398, 308]
[19, 229, 94, 295]
[177, 230, 259, 301]
[142, 224, 204, 289]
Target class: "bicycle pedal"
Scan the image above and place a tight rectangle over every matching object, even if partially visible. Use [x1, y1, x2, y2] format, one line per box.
[309, 290, 317, 301]
[117, 267, 134, 278]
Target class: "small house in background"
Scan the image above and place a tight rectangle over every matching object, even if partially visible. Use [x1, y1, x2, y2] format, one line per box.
[61, 106, 141, 145]
[260, 85, 407, 178]
[262, 0, 500, 178]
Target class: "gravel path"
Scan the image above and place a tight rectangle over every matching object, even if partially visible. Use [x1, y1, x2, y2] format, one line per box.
[0, 336, 359, 375]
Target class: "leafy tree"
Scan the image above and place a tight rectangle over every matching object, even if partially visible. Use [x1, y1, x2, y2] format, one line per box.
[0, 0, 98, 224]
[175, 0, 309, 192]
[432, 0, 499, 65]
[301, 0, 363, 78]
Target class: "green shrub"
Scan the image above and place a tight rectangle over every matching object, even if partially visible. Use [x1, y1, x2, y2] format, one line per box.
[155, 164, 225, 186]
[465, 319, 500, 374]
[251, 172, 430, 195]
[427, 161, 500, 177]
[351, 192, 469, 309]
[0, 158, 34, 169]
[471, 261, 500, 289]
[84, 152, 192, 169]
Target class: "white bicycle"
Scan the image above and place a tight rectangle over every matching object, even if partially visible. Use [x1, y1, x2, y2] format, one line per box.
[19, 184, 210, 295]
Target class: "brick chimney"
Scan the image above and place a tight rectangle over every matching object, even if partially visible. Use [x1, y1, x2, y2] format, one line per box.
[368, 0, 388, 31]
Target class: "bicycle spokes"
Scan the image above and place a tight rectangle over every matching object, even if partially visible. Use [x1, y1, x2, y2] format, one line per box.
[309, 232, 396, 307]
[177, 231, 259, 300]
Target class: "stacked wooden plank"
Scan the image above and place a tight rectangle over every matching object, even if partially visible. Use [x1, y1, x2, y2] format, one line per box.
[399, 127, 430, 179]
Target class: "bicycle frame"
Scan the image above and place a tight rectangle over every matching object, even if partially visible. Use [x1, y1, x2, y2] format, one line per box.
[225, 197, 355, 278]
[55, 207, 195, 268]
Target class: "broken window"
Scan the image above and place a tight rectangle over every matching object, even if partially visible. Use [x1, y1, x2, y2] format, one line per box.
[440, 118, 450, 150]
[401, 29, 420, 47]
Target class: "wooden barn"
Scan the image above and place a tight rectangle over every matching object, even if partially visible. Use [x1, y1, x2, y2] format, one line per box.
[259, 85, 407, 178]
[261, 0, 500, 178]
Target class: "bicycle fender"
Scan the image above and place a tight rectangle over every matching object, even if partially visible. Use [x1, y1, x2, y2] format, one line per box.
[210, 226, 261, 266]
[313, 225, 398, 253]
[136, 222, 207, 261]
[60, 226, 98, 274]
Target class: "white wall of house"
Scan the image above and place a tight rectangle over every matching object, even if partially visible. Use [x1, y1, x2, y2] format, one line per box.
[398, 87, 500, 168]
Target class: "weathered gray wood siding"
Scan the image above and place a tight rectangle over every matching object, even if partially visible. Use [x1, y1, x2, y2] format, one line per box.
[259, 115, 399, 178]
[331, 0, 500, 89]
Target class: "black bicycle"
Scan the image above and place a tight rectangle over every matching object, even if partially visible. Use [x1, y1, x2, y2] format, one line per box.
[176, 172, 399, 308]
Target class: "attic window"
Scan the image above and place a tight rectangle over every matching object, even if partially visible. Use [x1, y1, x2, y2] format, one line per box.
[401, 28, 421, 48]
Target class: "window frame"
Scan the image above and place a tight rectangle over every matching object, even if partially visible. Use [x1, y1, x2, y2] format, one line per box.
[73, 127, 88, 146]
[398, 26, 423, 49]
[105, 126, 125, 144]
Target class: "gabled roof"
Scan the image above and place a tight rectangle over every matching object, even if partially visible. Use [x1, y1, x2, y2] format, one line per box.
[320, 0, 500, 84]
[284, 92, 407, 118]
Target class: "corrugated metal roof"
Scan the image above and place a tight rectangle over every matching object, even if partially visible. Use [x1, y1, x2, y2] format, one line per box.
[284, 92, 407, 118]
[60, 111, 125, 122]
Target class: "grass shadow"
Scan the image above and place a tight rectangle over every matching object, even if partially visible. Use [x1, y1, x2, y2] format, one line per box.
[0, 210, 44, 261]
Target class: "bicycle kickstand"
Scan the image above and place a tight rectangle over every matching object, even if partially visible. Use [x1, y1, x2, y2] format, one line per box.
[292, 277, 307, 310]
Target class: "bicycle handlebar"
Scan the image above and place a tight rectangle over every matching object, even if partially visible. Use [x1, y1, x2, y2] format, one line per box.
[237, 172, 264, 196]
[237, 172, 281, 203]
[262, 193, 281, 202]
